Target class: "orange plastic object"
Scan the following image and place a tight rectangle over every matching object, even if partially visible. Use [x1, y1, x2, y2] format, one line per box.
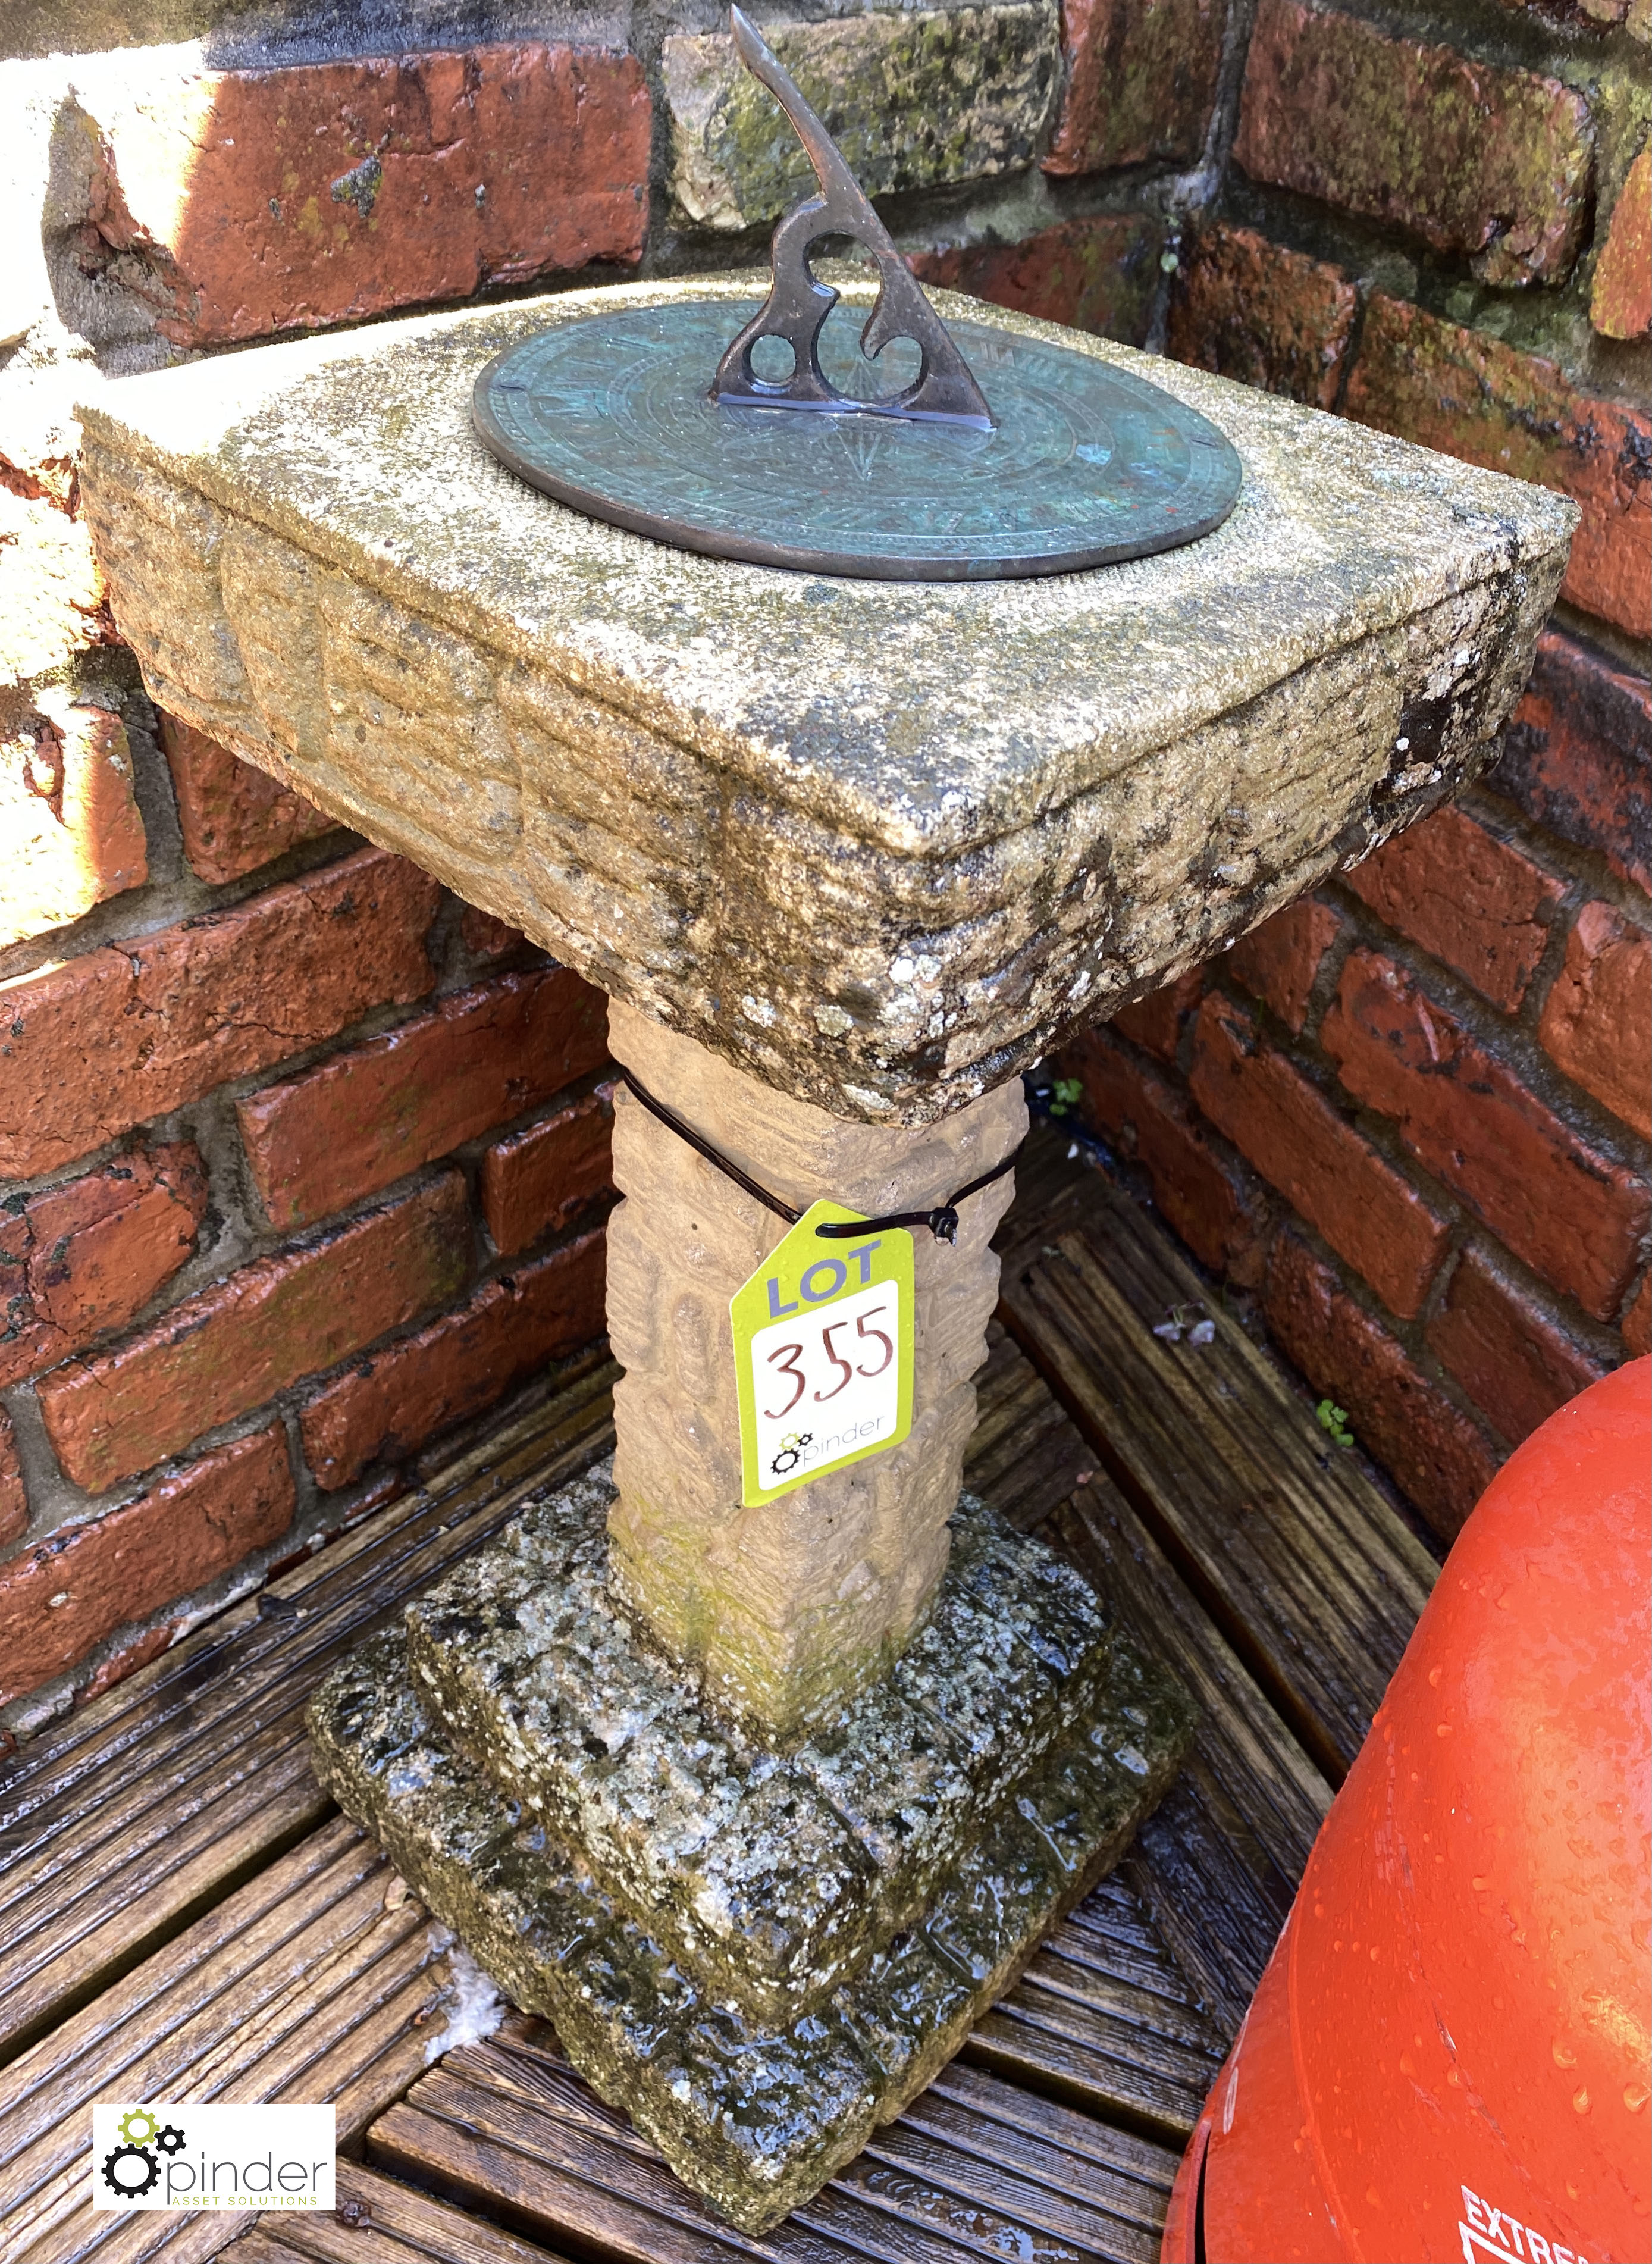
[1164, 1358, 1651, 2264]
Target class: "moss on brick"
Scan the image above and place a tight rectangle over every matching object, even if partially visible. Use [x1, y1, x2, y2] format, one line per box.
[665, 5, 1059, 231]
[1043, 0, 1225, 176]
[1346, 298, 1651, 640]
[1167, 225, 1357, 409]
[1235, 0, 1595, 287]
[1592, 140, 1652, 338]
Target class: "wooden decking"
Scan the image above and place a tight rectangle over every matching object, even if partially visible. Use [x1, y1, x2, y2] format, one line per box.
[1, 1129, 1439, 2264]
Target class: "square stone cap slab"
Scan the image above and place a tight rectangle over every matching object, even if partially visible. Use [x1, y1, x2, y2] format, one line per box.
[77, 275, 1576, 1122]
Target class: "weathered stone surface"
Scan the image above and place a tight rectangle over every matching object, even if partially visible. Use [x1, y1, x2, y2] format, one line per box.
[406, 1471, 876, 2022]
[402, 1470, 1113, 2019]
[606, 1001, 1023, 1731]
[664, 6, 1058, 232]
[308, 1551, 1193, 2232]
[77, 274, 1576, 1123]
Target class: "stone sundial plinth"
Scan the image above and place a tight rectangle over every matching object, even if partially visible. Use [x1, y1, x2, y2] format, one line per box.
[76, 17, 1573, 2229]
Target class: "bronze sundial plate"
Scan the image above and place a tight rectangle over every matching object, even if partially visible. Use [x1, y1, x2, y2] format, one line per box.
[471, 299, 1243, 582]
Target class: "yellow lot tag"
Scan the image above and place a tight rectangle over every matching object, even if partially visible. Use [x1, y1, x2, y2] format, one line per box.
[731, 1201, 914, 1507]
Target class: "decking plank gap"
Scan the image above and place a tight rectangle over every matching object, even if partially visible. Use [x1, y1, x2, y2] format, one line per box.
[896, 2085, 1170, 2236]
[996, 1150, 1428, 1786]
[229, 2159, 582, 2263]
[1, 1820, 450, 2264]
[1044, 1483, 1333, 1883]
[370, 2093, 851, 2263]
[0, 1369, 616, 2066]
[848, 2124, 1149, 2262]
[2, 1141, 1435, 2264]
[1002, 1253, 1376, 1776]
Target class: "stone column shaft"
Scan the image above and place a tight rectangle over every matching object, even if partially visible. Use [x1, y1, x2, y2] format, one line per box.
[604, 1000, 1025, 1736]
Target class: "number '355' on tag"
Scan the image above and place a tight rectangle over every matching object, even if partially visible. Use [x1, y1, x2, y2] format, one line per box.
[731, 1201, 915, 1507]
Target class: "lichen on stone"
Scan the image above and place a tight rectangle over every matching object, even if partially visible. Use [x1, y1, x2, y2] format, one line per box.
[399, 1468, 1125, 2024]
[663, 4, 1060, 232]
[74, 275, 1574, 1122]
[307, 1474, 1195, 2232]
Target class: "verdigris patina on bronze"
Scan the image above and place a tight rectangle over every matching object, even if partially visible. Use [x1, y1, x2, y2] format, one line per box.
[471, 8, 1240, 578]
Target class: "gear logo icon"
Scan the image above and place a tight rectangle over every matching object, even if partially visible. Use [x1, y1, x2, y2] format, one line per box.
[769, 1430, 812, 1477]
[100, 2106, 188, 2204]
[102, 2144, 160, 2199]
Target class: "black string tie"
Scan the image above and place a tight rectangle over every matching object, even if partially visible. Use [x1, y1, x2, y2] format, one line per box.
[616, 1069, 1021, 1244]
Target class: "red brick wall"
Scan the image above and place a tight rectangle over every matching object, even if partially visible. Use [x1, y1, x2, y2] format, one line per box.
[1, 26, 648, 1731]
[1018, 0, 1650, 1543]
[0, 746, 613, 1730]
[1059, 652, 1650, 1542]
[2, 0, 1645, 1721]
[912, 8, 1641, 1530]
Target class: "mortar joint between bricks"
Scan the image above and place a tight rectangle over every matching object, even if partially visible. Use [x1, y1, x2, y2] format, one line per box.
[1326, 882, 1651, 1173]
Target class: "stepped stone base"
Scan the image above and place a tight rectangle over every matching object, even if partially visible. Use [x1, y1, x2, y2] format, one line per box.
[399, 1466, 1125, 2021]
[307, 1469, 1194, 2231]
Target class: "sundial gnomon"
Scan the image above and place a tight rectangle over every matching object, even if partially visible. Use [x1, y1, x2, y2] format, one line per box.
[472, 7, 1242, 581]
